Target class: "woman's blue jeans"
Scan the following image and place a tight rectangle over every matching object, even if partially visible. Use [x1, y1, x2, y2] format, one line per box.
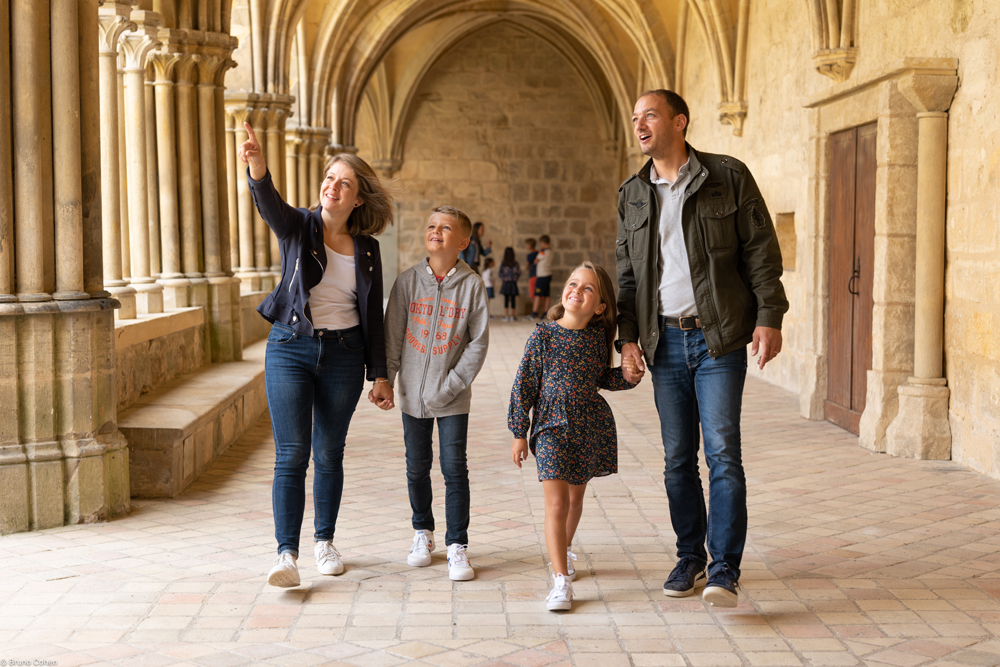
[401, 412, 470, 546]
[648, 326, 748, 578]
[265, 322, 365, 557]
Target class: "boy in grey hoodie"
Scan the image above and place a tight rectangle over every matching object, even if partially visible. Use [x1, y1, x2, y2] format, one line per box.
[383, 206, 490, 580]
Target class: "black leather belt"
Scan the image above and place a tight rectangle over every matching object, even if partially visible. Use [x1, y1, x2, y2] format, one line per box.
[659, 315, 702, 331]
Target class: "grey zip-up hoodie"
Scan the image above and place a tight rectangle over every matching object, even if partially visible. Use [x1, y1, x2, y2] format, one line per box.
[385, 258, 490, 418]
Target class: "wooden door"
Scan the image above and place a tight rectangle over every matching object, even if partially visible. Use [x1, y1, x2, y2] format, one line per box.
[825, 123, 876, 434]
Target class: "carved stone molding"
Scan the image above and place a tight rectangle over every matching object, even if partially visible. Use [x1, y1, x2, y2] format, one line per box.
[813, 47, 858, 83]
[718, 100, 748, 137]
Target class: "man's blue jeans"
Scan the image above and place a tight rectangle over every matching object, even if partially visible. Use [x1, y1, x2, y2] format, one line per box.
[401, 412, 470, 546]
[648, 326, 748, 578]
[265, 322, 366, 557]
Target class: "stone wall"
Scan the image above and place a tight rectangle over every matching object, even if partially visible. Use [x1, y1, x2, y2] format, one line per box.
[679, 0, 1000, 476]
[116, 317, 208, 412]
[356, 23, 621, 307]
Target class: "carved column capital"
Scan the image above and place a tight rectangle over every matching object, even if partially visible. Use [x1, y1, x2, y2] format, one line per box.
[120, 11, 162, 72]
[813, 48, 858, 83]
[195, 54, 223, 86]
[718, 101, 748, 137]
[97, 4, 135, 55]
[897, 72, 960, 113]
[174, 54, 199, 85]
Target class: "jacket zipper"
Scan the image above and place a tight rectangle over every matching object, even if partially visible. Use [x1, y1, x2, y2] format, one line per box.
[288, 258, 299, 291]
[416, 278, 444, 418]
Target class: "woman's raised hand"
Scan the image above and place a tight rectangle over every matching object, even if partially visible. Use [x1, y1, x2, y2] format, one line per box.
[238, 122, 267, 181]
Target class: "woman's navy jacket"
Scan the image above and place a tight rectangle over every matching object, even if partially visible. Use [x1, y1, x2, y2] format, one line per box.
[248, 169, 388, 381]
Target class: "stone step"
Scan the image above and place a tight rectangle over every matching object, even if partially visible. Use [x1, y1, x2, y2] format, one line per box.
[119, 340, 268, 498]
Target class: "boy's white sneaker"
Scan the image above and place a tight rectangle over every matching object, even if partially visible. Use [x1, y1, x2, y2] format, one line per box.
[267, 552, 300, 587]
[447, 544, 475, 581]
[314, 540, 344, 575]
[546, 573, 573, 611]
[407, 530, 435, 567]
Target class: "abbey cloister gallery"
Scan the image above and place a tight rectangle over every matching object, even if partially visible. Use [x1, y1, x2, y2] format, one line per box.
[0, 0, 998, 536]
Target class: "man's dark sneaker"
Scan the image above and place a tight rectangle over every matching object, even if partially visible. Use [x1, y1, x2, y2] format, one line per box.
[702, 565, 739, 607]
[662, 556, 707, 597]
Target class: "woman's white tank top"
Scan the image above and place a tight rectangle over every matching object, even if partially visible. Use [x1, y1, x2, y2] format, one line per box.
[308, 245, 360, 330]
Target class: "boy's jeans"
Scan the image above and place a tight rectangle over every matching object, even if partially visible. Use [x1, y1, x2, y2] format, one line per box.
[402, 412, 470, 546]
[648, 326, 748, 579]
[265, 322, 366, 557]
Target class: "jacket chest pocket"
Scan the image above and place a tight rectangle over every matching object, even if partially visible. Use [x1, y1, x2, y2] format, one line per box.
[698, 202, 738, 252]
[624, 213, 650, 263]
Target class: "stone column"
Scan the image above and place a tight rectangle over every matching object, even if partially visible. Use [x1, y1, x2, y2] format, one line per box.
[174, 55, 204, 292]
[251, 109, 271, 287]
[78, 0, 108, 299]
[226, 112, 240, 271]
[265, 107, 287, 279]
[144, 70, 160, 278]
[297, 130, 309, 209]
[196, 55, 224, 279]
[150, 48, 188, 308]
[214, 56, 242, 363]
[284, 133, 299, 208]
[117, 52, 130, 280]
[0, 0, 13, 303]
[12, 0, 53, 303]
[120, 10, 164, 314]
[227, 107, 258, 291]
[885, 72, 959, 460]
[50, 0, 89, 301]
[97, 4, 136, 318]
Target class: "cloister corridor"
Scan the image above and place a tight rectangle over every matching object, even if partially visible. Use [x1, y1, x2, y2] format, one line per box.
[2, 322, 1000, 667]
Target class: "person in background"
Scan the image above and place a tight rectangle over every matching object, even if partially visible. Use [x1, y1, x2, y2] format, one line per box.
[532, 235, 552, 318]
[459, 221, 492, 273]
[499, 247, 521, 322]
[482, 257, 496, 318]
[524, 238, 538, 319]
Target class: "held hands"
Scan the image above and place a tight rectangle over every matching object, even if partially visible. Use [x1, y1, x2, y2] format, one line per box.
[751, 326, 782, 370]
[237, 122, 267, 181]
[620, 342, 646, 385]
[511, 438, 529, 468]
[368, 380, 395, 411]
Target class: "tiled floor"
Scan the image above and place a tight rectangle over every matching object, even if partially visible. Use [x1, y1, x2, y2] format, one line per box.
[3, 321, 1000, 667]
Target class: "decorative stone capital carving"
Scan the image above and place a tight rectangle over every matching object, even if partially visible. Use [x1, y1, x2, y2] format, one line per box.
[214, 59, 237, 88]
[195, 54, 223, 86]
[718, 100, 748, 137]
[149, 51, 181, 83]
[265, 107, 291, 132]
[174, 54, 200, 85]
[897, 72, 959, 113]
[813, 48, 858, 83]
[97, 4, 135, 56]
[372, 159, 402, 178]
[120, 11, 162, 72]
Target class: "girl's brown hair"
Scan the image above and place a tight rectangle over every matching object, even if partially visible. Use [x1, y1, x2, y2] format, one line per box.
[312, 153, 394, 237]
[546, 261, 618, 365]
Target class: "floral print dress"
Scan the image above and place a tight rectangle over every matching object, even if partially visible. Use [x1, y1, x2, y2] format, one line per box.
[508, 322, 636, 485]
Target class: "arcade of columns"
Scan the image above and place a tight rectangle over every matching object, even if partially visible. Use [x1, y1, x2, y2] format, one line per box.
[2, 0, 996, 536]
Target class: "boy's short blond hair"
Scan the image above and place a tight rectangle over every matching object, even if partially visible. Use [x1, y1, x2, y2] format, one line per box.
[525, 238, 537, 249]
[432, 206, 473, 238]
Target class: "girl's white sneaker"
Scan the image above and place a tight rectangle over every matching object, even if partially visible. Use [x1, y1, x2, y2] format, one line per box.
[314, 540, 344, 575]
[546, 573, 574, 611]
[267, 552, 300, 587]
[566, 549, 578, 581]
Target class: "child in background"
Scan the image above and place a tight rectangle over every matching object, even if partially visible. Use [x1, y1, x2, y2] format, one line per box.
[524, 238, 538, 319]
[482, 257, 495, 318]
[532, 235, 552, 318]
[383, 206, 490, 581]
[509, 262, 641, 611]
[499, 247, 521, 322]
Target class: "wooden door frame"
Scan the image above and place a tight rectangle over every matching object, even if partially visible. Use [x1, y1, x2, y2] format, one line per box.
[798, 59, 958, 453]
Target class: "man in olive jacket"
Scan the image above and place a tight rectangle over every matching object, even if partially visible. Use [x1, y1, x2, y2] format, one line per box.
[615, 90, 788, 608]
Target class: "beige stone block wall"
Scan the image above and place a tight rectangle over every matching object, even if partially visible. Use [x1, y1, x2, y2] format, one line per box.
[677, 0, 1000, 475]
[356, 24, 620, 306]
[116, 318, 208, 411]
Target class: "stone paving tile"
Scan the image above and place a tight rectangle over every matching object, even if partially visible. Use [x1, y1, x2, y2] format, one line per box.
[2, 321, 1000, 665]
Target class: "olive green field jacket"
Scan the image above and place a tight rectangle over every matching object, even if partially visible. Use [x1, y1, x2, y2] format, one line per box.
[615, 145, 788, 364]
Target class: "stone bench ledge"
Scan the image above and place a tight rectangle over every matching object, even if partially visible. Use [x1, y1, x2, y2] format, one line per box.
[120, 340, 268, 498]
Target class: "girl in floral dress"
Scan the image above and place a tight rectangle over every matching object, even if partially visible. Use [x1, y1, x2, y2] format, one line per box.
[508, 262, 643, 611]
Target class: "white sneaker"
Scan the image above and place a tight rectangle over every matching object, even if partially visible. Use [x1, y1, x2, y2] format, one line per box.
[447, 544, 475, 581]
[546, 573, 573, 611]
[566, 549, 578, 581]
[407, 530, 435, 567]
[267, 552, 300, 587]
[314, 540, 344, 575]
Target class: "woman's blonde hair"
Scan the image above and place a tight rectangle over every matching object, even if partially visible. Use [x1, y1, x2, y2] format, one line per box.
[546, 261, 619, 365]
[312, 153, 394, 237]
